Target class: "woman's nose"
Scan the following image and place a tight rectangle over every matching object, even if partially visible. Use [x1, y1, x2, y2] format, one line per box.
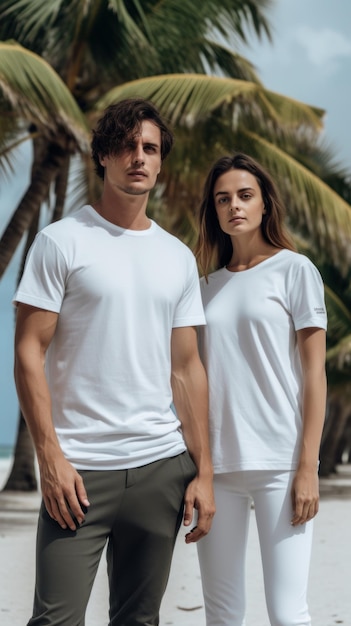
[230, 197, 239, 211]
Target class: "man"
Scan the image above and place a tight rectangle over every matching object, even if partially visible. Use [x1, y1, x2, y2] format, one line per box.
[14, 98, 215, 625]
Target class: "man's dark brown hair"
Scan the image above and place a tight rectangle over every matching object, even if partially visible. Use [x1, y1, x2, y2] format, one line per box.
[91, 98, 174, 180]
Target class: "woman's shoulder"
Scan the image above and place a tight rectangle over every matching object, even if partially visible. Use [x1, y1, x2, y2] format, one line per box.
[276, 250, 324, 292]
[274, 248, 318, 270]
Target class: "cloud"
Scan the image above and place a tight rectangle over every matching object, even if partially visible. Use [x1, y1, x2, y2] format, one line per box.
[295, 26, 351, 68]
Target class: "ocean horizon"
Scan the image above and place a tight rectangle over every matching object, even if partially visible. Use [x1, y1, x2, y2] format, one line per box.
[0, 445, 14, 459]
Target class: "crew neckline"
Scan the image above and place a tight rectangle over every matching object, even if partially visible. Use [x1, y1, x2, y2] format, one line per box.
[86, 205, 156, 236]
[224, 249, 286, 274]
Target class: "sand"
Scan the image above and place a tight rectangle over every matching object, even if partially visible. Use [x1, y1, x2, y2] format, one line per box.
[1, 458, 350, 626]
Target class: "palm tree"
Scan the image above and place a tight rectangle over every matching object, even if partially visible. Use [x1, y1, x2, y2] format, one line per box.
[1, 0, 351, 488]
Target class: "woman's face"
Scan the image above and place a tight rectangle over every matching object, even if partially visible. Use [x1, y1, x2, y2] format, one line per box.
[213, 168, 265, 238]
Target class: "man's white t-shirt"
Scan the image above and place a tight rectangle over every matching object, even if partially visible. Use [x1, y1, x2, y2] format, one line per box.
[198, 249, 327, 473]
[14, 206, 206, 469]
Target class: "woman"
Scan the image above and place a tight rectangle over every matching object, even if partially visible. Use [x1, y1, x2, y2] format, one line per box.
[195, 153, 327, 625]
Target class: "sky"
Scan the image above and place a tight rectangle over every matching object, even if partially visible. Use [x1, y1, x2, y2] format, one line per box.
[1, 0, 351, 448]
[241, 0, 351, 171]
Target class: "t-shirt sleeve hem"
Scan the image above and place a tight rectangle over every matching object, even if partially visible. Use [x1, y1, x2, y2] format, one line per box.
[13, 293, 61, 313]
[172, 315, 206, 328]
[294, 317, 327, 331]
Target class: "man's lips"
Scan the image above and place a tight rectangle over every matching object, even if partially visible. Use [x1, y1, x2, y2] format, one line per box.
[128, 170, 147, 177]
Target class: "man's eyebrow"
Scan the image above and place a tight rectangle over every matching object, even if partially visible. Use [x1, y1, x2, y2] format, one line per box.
[143, 141, 160, 148]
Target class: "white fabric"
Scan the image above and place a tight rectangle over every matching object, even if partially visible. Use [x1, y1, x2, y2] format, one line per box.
[14, 205, 205, 469]
[198, 249, 327, 473]
[197, 470, 313, 626]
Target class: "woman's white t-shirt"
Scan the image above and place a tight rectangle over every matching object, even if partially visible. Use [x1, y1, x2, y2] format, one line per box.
[198, 249, 327, 473]
[14, 206, 206, 469]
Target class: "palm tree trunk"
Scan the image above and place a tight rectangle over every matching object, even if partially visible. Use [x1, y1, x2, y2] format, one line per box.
[2, 411, 37, 491]
[0, 138, 73, 278]
[3, 206, 42, 491]
[320, 396, 351, 476]
[17, 198, 41, 283]
[52, 155, 71, 222]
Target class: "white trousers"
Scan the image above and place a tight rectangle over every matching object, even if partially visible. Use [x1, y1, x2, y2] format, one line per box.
[197, 470, 313, 626]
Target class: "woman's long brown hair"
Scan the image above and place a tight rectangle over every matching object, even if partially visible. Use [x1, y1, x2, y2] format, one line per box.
[195, 153, 296, 278]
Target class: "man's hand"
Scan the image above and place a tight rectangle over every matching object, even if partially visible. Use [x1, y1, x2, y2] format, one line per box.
[183, 475, 215, 543]
[39, 454, 90, 531]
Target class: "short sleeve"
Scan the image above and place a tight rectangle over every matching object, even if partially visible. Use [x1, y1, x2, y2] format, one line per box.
[13, 231, 67, 312]
[172, 253, 206, 328]
[289, 258, 327, 331]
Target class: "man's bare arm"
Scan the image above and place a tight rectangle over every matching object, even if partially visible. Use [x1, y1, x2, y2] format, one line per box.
[171, 325, 215, 543]
[14, 303, 89, 530]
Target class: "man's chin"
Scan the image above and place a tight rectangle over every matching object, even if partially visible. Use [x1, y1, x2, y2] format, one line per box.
[120, 183, 152, 196]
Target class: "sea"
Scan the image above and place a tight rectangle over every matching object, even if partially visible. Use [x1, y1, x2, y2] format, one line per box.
[0, 447, 12, 488]
[0, 445, 13, 459]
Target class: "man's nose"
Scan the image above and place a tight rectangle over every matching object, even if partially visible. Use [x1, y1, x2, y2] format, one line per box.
[132, 144, 145, 165]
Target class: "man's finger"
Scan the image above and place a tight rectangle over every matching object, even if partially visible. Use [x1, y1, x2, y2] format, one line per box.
[183, 501, 194, 527]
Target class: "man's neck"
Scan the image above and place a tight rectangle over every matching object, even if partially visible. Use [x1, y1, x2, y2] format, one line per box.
[93, 191, 151, 230]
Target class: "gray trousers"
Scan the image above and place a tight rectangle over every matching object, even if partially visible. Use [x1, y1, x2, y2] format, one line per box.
[28, 451, 196, 626]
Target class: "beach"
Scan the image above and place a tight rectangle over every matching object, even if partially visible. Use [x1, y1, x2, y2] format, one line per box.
[1, 457, 351, 626]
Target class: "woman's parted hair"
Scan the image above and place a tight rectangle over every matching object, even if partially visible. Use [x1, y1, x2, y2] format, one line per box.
[91, 98, 174, 179]
[195, 153, 296, 277]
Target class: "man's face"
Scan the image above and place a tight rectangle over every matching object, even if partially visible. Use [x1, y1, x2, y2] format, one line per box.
[99, 120, 162, 197]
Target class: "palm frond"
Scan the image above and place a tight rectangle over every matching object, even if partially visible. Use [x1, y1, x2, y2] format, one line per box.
[200, 40, 263, 83]
[0, 0, 62, 43]
[327, 335, 351, 371]
[94, 73, 323, 131]
[243, 131, 351, 269]
[0, 41, 89, 148]
[0, 0, 273, 83]
[194, 0, 272, 44]
[324, 285, 351, 342]
[0, 130, 34, 176]
[264, 90, 324, 131]
[108, 0, 151, 44]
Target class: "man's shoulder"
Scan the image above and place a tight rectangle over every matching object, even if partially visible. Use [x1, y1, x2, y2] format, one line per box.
[153, 222, 194, 256]
[38, 206, 91, 239]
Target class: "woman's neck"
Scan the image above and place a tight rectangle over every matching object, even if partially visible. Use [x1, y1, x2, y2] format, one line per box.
[227, 238, 280, 272]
